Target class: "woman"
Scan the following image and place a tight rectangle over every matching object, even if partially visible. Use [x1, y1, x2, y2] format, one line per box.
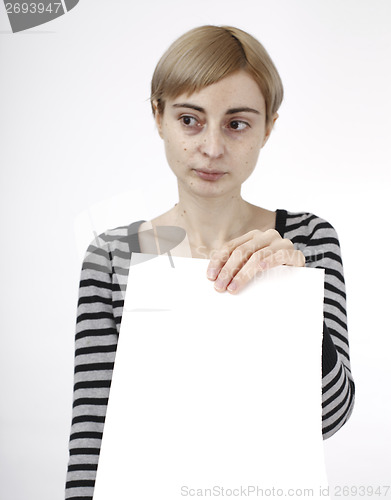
[65, 25, 355, 499]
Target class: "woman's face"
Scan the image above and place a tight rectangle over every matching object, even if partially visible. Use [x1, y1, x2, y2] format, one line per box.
[154, 70, 276, 199]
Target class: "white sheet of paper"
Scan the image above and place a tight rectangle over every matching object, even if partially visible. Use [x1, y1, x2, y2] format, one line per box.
[94, 254, 329, 500]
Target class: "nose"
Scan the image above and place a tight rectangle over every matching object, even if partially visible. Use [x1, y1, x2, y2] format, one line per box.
[199, 125, 225, 159]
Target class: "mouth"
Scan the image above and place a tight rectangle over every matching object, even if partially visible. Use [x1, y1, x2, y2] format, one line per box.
[193, 169, 226, 181]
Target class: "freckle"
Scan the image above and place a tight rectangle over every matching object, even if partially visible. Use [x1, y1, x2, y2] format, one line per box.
[184, 148, 187, 151]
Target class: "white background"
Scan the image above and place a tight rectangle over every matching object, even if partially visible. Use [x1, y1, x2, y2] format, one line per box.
[0, 1, 390, 499]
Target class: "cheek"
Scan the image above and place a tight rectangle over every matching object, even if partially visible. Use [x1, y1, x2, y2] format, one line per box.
[236, 141, 261, 170]
[164, 136, 191, 167]
[250, 145, 262, 164]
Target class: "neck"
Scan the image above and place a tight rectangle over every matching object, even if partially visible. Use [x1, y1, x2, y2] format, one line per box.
[171, 191, 254, 254]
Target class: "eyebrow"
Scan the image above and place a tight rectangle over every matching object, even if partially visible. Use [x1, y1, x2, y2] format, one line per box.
[171, 103, 260, 115]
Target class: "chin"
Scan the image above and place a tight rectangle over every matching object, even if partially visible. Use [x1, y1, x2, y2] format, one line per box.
[186, 180, 233, 199]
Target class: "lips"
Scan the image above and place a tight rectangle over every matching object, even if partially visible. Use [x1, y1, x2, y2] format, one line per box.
[193, 169, 226, 181]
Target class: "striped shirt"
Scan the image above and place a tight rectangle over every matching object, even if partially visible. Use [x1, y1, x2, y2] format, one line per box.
[65, 209, 355, 499]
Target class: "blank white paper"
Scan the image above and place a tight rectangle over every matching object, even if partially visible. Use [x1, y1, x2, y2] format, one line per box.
[93, 254, 329, 500]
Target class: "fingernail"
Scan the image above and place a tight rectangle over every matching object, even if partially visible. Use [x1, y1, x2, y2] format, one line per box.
[214, 278, 224, 291]
[207, 268, 218, 280]
[227, 281, 237, 292]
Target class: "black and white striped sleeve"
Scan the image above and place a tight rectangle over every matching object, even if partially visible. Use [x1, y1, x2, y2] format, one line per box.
[282, 211, 355, 439]
[65, 234, 119, 500]
[65, 222, 142, 500]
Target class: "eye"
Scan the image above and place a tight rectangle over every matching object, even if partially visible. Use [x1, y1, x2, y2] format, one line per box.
[180, 115, 199, 127]
[229, 120, 249, 131]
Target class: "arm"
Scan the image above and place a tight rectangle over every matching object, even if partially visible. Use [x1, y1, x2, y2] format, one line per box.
[65, 236, 118, 500]
[65, 222, 143, 499]
[289, 212, 355, 439]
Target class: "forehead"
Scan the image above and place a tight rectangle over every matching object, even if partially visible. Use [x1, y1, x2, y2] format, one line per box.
[170, 71, 265, 111]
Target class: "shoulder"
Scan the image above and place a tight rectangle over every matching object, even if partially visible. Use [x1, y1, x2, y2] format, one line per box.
[81, 221, 144, 272]
[277, 209, 339, 244]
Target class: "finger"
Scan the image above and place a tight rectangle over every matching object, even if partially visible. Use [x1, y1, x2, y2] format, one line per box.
[206, 231, 256, 280]
[212, 243, 257, 291]
[224, 248, 274, 293]
[216, 236, 292, 290]
[207, 229, 280, 281]
[212, 231, 281, 291]
[226, 248, 305, 294]
[260, 248, 305, 268]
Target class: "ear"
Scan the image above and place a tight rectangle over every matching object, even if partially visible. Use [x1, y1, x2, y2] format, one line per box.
[261, 113, 279, 148]
[153, 100, 164, 139]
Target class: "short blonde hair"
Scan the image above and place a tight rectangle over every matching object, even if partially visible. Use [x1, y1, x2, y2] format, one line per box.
[150, 25, 283, 128]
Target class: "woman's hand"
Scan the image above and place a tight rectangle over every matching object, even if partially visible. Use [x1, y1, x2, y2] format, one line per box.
[206, 229, 305, 294]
